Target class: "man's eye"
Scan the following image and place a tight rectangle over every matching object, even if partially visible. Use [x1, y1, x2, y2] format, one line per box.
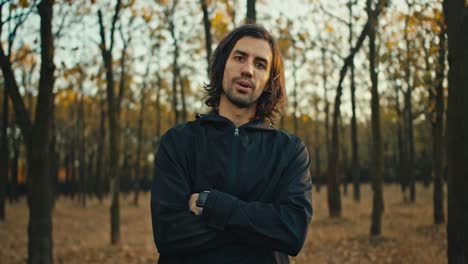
[256, 63, 266, 69]
[234, 56, 244, 62]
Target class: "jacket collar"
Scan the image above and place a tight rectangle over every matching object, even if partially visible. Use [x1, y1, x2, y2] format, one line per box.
[195, 111, 276, 131]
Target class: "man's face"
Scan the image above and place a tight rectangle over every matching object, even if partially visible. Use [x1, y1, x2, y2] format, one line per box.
[221, 36, 272, 109]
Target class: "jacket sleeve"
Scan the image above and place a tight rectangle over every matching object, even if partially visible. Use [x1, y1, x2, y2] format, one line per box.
[151, 129, 228, 255]
[201, 138, 313, 256]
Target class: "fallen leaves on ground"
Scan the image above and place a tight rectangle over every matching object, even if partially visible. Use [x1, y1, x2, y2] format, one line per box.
[0, 183, 446, 263]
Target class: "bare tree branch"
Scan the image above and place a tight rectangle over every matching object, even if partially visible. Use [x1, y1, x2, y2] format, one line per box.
[320, 3, 350, 26]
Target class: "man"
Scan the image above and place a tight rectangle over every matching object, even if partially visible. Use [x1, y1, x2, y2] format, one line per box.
[151, 24, 313, 263]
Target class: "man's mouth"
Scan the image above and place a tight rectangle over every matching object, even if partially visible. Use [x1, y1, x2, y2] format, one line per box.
[235, 79, 253, 89]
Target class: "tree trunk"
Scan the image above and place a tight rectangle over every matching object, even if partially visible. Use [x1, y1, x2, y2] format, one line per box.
[70, 139, 77, 199]
[96, 97, 106, 203]
[49, 94, 57, 206]
[327, 8, 378, 217]
[97, 0, 122, 245]
[348, 0, 361, 202]
[367, 0, 385, 236]
[433, 25, 446, 225]
[340, 116, 348, 196]
[292, 50, 299, 136]
[0, 85, 9, 221]
[313, 97, 321, 192]
[443, 0, 468, 262]
[246, 0, 256, 24]
[10, 137, 19, 203]
[322, 48, 330, 160]
[406, 87, 416, 202]
[394, 84, 408, 200]
[154, 74, 162, 153]
[134, 83, 146, 207]
[404, 0, 416, 203]
[77, 73, 86, 208]
[167, 1, 180, 125]
[179, 75, 187, 123]
[27, 1, 56, 262]
[200, 0, 212, 75]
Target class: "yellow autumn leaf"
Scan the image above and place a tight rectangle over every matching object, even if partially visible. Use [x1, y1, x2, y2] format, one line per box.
[131, 7, 138, 17]
[212, 12, 224, 26]
[325, 23, 334, 33]
[141, 7, 151, 23]
[19, 0, 29, 8]
[386, 41, 396, 49]
[211, 11, 229, 41]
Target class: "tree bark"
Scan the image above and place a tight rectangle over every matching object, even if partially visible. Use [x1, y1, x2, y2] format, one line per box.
[313, 96, 321, 192]
[96, 97, 106, 203]
[25, 1, 56, 262]
[327, 0, 387, 219]
[367, 0, 385, 236]
[179, 75, 187, 123]
[0, 84, 9, 221]
[292, 47, 299, 136]
[246, 0, 256, 24]
[432, 25, 446, 225]
[77, 71, 86, 208]
[348, 0, 361, 202]
[154, 74, 162, 157]
[166, 1, 180, 125]
[321, 48, 330, 160]
[394, 83, 408, 199]
[327, 11, 373, 218]
[97, 0, 122, 245]
[10, 136, 19, 203]
[443, 0, 468, 262]
[339, 116, 348, 196]
[200, 0, 212, 75]
[134, 80, 147, 207]
[404, 0, 416, 203]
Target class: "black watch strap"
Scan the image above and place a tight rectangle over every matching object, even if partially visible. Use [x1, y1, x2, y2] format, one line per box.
[196, 191, 210, 207]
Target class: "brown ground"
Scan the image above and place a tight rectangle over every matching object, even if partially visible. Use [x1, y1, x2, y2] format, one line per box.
[0, 183, 447, 263]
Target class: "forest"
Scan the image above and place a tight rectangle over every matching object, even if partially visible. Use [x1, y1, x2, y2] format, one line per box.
[0, 0, 467, 263]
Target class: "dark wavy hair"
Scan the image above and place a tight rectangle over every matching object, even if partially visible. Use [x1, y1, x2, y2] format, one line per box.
[204, 24, 286, 122]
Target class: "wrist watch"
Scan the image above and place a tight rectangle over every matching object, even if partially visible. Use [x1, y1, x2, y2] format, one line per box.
[196, 191, 210, 207]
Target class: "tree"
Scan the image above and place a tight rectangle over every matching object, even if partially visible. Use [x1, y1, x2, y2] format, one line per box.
[0, 0, 56, 262]
[246, 0, 256, 24]
[97, 0, 122, 245]
[133, 57, 153, 206]
[0, 82, 8, 221]
[326, 0, 387, 218]
[164, 0, 182, 125]
[367, 0, 385, 236]
[327, 5, 371, 218]
[200, 0, 212, 75]
[443, 0, 468, 262]
[432, 18, 446, 225]
[348, 0, 361, 203]
[320, 0, 361, 202]
[404, 0, 416, 203]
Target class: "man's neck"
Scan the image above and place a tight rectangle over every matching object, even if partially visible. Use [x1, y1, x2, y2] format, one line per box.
[218, 98, 257, 127]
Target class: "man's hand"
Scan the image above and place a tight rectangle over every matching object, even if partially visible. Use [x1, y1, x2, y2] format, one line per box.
[189, 193, 203, 216]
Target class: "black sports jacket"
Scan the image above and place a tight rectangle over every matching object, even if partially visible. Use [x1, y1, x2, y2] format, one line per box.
[151, 113, 313, 263]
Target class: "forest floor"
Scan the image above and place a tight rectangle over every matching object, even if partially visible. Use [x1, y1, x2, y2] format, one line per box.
[0, 183, 447, 264]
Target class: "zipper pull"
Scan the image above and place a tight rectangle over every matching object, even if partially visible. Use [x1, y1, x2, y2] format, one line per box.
[234, 128, 239, 136]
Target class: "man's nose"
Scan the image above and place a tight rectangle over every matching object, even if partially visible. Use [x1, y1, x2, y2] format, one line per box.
[240, 62, 253, 78]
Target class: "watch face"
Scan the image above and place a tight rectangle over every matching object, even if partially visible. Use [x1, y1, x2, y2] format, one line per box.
[196, 191, 209, 207]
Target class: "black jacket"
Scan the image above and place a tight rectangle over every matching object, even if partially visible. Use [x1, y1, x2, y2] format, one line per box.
[151, 113, 313, 263]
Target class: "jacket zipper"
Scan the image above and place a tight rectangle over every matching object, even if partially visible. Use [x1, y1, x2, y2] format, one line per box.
[228, 128, 240, 194]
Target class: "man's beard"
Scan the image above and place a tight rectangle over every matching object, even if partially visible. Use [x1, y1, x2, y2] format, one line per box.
[224, 86, 258, 108]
